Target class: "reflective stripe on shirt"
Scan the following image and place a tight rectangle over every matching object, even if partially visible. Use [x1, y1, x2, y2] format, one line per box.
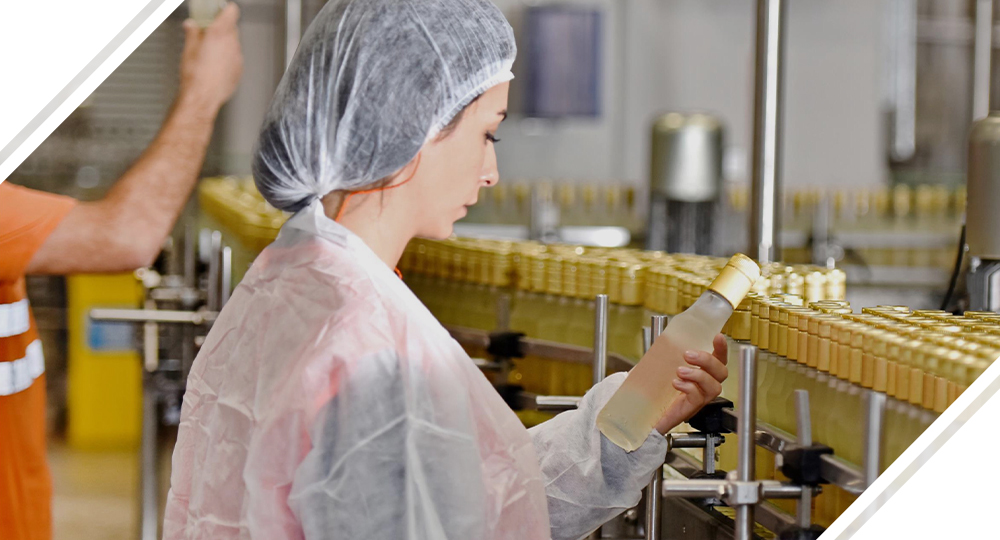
[0, 339, 44, 396]
[0, 299, 30, 338]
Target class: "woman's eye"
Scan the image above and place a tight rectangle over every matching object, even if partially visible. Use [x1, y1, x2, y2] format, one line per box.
[486, 132, 501, 144]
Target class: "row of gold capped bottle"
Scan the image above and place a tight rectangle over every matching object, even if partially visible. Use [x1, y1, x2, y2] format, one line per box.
[399, 237, 846, 314]
[737, 298, 999, 414]
[718, 297, 1000, 528]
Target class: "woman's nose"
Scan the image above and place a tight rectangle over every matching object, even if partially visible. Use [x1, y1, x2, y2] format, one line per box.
[481, 146, 500, 186]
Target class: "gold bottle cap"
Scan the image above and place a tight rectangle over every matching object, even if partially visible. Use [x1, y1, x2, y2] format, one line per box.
[620, 263, 646, 306]
[966, 360, 989, 386]
[563, 257, 594, 300]
[730, 308, 753, 341]
[964, 311, 1000, 321]
[778, 308, 790, 344]
[977, 347, 1000, 361]
[529, 252, 549, 292]
[606, 261, 626, 303]
[545, 256, 565, 296]
[787, 272, 805, 296]
[804, 271, 826, 302]
[708, 254, 762, 308]
[816, 316, 836, 372]
[759, 302, 772, 350]
[914, 309, 950, 317]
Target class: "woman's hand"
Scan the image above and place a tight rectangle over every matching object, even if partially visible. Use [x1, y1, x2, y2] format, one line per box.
[654, 335, 729, 434]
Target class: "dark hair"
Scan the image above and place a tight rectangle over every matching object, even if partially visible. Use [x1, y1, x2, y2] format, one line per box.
[435, 94, 481, 141]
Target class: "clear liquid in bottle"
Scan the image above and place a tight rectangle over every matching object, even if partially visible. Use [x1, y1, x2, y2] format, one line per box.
[597, 254, 760, 451]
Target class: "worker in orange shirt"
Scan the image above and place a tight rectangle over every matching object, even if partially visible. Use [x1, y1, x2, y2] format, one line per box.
[0, 5, 243, 539]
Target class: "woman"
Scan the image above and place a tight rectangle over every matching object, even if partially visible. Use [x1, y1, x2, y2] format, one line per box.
[163, 0, 730, 539]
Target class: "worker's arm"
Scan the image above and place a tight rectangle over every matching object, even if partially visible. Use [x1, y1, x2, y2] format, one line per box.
[26, 3, 243, 275]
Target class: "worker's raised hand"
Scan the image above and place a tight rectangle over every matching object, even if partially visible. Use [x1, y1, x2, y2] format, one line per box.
[654, 334, 728, 434]
[179, 2, 244, 115]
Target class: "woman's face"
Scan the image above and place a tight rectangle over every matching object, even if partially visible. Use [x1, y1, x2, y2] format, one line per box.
[411, 82, 509, 239]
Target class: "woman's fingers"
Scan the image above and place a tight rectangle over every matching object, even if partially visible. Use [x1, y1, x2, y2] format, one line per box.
[682, 350, 728, 383]
[713, 334, 728, 365]
[672, 378, 707, 407]
[678, 366, 722, 398]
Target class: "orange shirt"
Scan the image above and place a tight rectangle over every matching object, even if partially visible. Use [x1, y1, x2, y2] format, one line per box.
[0, 182, 77, 540]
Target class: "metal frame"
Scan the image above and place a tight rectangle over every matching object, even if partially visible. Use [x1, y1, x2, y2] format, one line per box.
[88, 230, 232, 540]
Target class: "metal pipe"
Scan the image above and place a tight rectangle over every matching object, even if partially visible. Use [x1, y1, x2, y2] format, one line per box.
[593, 294, 609, 385]
[862, 390, 887, 487]
[668, 433, 709, 448]
[183, 224, 196, 289]
[206, 231, 222, 311]
[587, 294, 610, 540]
[661, 480, 727, 499]
[139, 375, 159, 540]
[889, 0, 917, 161]
[221, 246, 232, 307]
[91, 308, 217, 326]
[794, 389, 812, 446]
[749, 0, 787, 264]
[285, 0, 302, 68]
[703, 433, 719, 474]
[141, 301, 159, 374]
[794, 389, 813, 528]
[496, 293, 512, 332]
[974, 0, 994, 121]
[735, 345, 759, 540]
[645, 315, 668, 540]
[532, 395, 582, 411]
[760, 482, 804, 499]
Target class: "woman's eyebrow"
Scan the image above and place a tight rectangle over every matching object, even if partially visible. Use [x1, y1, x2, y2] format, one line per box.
[499, 110, 508, 120]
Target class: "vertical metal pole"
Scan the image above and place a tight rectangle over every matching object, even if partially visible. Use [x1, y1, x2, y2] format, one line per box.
[593, 295, 609, 384]
[588, 295, 610, 540]
[794, 389, 813, 528]
[206, 231, 222, 311]
[142, 300, 159, 374]
[285, 0, 302, 68]
[749, 0, 787, 264]
[888, 0, 917, 161]
[862, 390, 887, 487]
[221, 246, 232, 307]
[645, 315, 668, 540]
[735, 345, 759, 540]
[140, 299, 159, 540]
[703, 433, 719, 475]
[496, 293, 512, 332]
[974, 0, 994, 121]
[183, 224, 196, 289]
[140, 377, 159, 540]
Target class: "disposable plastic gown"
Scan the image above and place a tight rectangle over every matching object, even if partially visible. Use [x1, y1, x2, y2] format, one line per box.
[163, 202, 669, 540]
[252, 0, 517, 212]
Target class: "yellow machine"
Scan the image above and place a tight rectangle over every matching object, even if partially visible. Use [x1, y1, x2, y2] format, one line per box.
[66, 273, 144, 449]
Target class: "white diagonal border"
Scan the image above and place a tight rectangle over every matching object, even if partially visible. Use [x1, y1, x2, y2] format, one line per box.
[0, 0, 184, 183]
[821, 352, 1000, 538]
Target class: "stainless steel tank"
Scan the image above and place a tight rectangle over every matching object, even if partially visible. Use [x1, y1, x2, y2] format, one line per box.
[966, 112, 1000, 311]
[967, 112, 1000, 259]
[646, 112, 724, 254]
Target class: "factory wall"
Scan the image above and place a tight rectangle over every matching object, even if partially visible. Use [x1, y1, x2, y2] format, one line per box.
[491, 0, 887, 192]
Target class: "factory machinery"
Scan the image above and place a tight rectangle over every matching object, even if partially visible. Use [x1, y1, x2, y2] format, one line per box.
[84, 175, 999, 540]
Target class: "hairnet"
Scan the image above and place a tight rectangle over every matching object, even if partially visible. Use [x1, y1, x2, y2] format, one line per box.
[252, 0, 517, 212]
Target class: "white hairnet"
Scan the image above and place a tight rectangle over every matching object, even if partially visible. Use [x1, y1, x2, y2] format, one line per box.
[252, 0, 517, 212]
